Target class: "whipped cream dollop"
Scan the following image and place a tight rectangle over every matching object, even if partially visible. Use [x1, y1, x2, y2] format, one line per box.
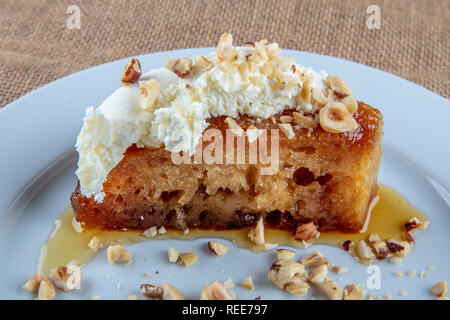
[76, 34, 329, 202]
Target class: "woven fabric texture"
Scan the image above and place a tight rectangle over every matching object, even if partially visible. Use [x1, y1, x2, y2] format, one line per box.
[0, 0, 448, 107]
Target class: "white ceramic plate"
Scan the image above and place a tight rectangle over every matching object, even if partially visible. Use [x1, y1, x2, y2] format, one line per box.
[0, 48, 449, 300]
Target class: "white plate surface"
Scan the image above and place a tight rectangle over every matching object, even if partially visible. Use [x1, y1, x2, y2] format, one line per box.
[0, 48, 449, 300]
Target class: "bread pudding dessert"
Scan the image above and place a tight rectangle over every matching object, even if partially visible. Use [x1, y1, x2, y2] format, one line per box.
[71, 34, 383, 234]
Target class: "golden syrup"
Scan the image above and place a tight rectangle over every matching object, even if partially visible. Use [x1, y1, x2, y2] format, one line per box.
[38, 184, 428, 274]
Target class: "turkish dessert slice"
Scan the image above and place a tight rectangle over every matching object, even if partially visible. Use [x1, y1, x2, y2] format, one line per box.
[71, 34, 383, 233]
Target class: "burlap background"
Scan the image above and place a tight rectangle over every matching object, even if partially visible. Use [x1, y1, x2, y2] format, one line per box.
[0, 0, 448, 108]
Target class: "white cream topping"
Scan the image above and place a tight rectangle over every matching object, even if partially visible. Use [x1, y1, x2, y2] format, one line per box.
[75, 39, 329, 202]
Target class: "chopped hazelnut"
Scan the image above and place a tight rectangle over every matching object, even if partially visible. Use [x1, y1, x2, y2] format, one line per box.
[141, 283, 163, 299]
[224, 278, 234, 289]
[88, 236, 103, 252]
[139, 80, 161, 110]
[107, 245, 132, 264]
[317, 278, 343, 300]
[327, 75, 352, 100]
[268, 259, 308, 291]
[208, 241, 229, 256]
[276, 248, 295, 260]
[23, 272, 47, 293]
[386, 239, 412, 257]
[284, 277, 310, 296]
[372, 240, 389, 260]
[300, 251, 329, 268]
[165, 57, 193, 78]
[356, 240, 375, 260]
[168, 247, 180, 263]
[342, 240, 353, 251]
[431, 281, 447, 298]
[127, 295, 139, 300]
[49, 265, 82, 291]
[294, 222, 317, 241]
[36, 279, 55, 300]
[368, 233, 381, 243]
[141, 283, 186, 300]
[279, 123, 295, 139]
[389, 256, 402, 264]
[319, 102, 358, 133]
[225, 117, 245, 136]
[292, 112, 317, 129]
[142, 226, 158, 238]
[240, 277, 255, 290]
[404, 217, 422, 232]
[121, 57, 141, 85]
[200, 281, 235, 300]
[309, 264, 328, 285]
[279, 116, 293, 123]
[248, 217, 265, 245]
[177, 252, 198, 267]
[192, 55, 213, 74]
[343, 284, 365, 300]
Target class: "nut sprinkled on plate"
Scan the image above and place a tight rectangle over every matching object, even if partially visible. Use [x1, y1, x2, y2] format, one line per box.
[386, 239, 412, 257]
[317, 278, 343, 300]
[107, 245, 132, 264]
[319, 102, 358, 133]
[88, 236, 103, 252]
[168, 247, 180, 263]
[23, 272, 47, 293]
[248, 217, 265, 245]
[309, 264, 328, 285]
[141, 283, 163, 299]
[431, 281, 447, 298]
[177, 252, 198, 267]
[36, 279, 55, 300]
[268, 259, 309, 296]
[142, 226, 158, 238]
[368, 233, 381, 243]
[127, 295, 139, 300]
[294, 222, 317, 241]
[208, 241, 229, 256]
[342, 240, 353, 251]
[121, 57, 141, 85]
[240, 277, 255, 290]
[165, 57, 193, 78]
[200, 281, 235, 300]
[49, 265, 82, 291]
[224, 278, 234, 289]
[372, 240, 389, 260]
[343, 284, 365, 300]
[405, 217, 422, 232]
[300, 251, 329, 268]
[356, 240, 375, 260]
[276, 248, 295, 260]
[389, 256, 402, 264]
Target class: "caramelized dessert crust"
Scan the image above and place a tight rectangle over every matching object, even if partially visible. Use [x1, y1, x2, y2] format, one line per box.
[71, 102, 383, 233]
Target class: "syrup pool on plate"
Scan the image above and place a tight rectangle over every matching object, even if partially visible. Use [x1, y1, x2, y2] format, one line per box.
[38, 184, 428, 274]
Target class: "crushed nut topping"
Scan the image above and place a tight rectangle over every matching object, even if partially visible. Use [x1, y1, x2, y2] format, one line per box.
[49, 265, 82, 291]
[279, 123, 295, 139]
[107, 245, 132, 264]
[240, 276, 255, 290]
[192, 55, 213, 74]
[279, 115, 293, 123]
[208, 241, 229, 256]
[141, 283, 163, 299]
[139, 79, 161, 110]
[404, 217, 422, 232]
[343, 284, 365, 300]
[292, 112, 317, 129]
[319, 101, 358, 133]
[165, 57, 193, 78]
[177, 252, 198, 267]
[368, 233, 381, 243]
[121, 57, 141, 85]
[294, 222, 317, 241]
[200, 281, 235, 300]
[224, 278, 234, 289]
[141, 283, 186, 300]
[225, 117, 245, 136]
[327, 75, 352, 100]
[372, 240, 389, 260]
[342, 240, 353, 251]
[248, 217, 265, 245]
